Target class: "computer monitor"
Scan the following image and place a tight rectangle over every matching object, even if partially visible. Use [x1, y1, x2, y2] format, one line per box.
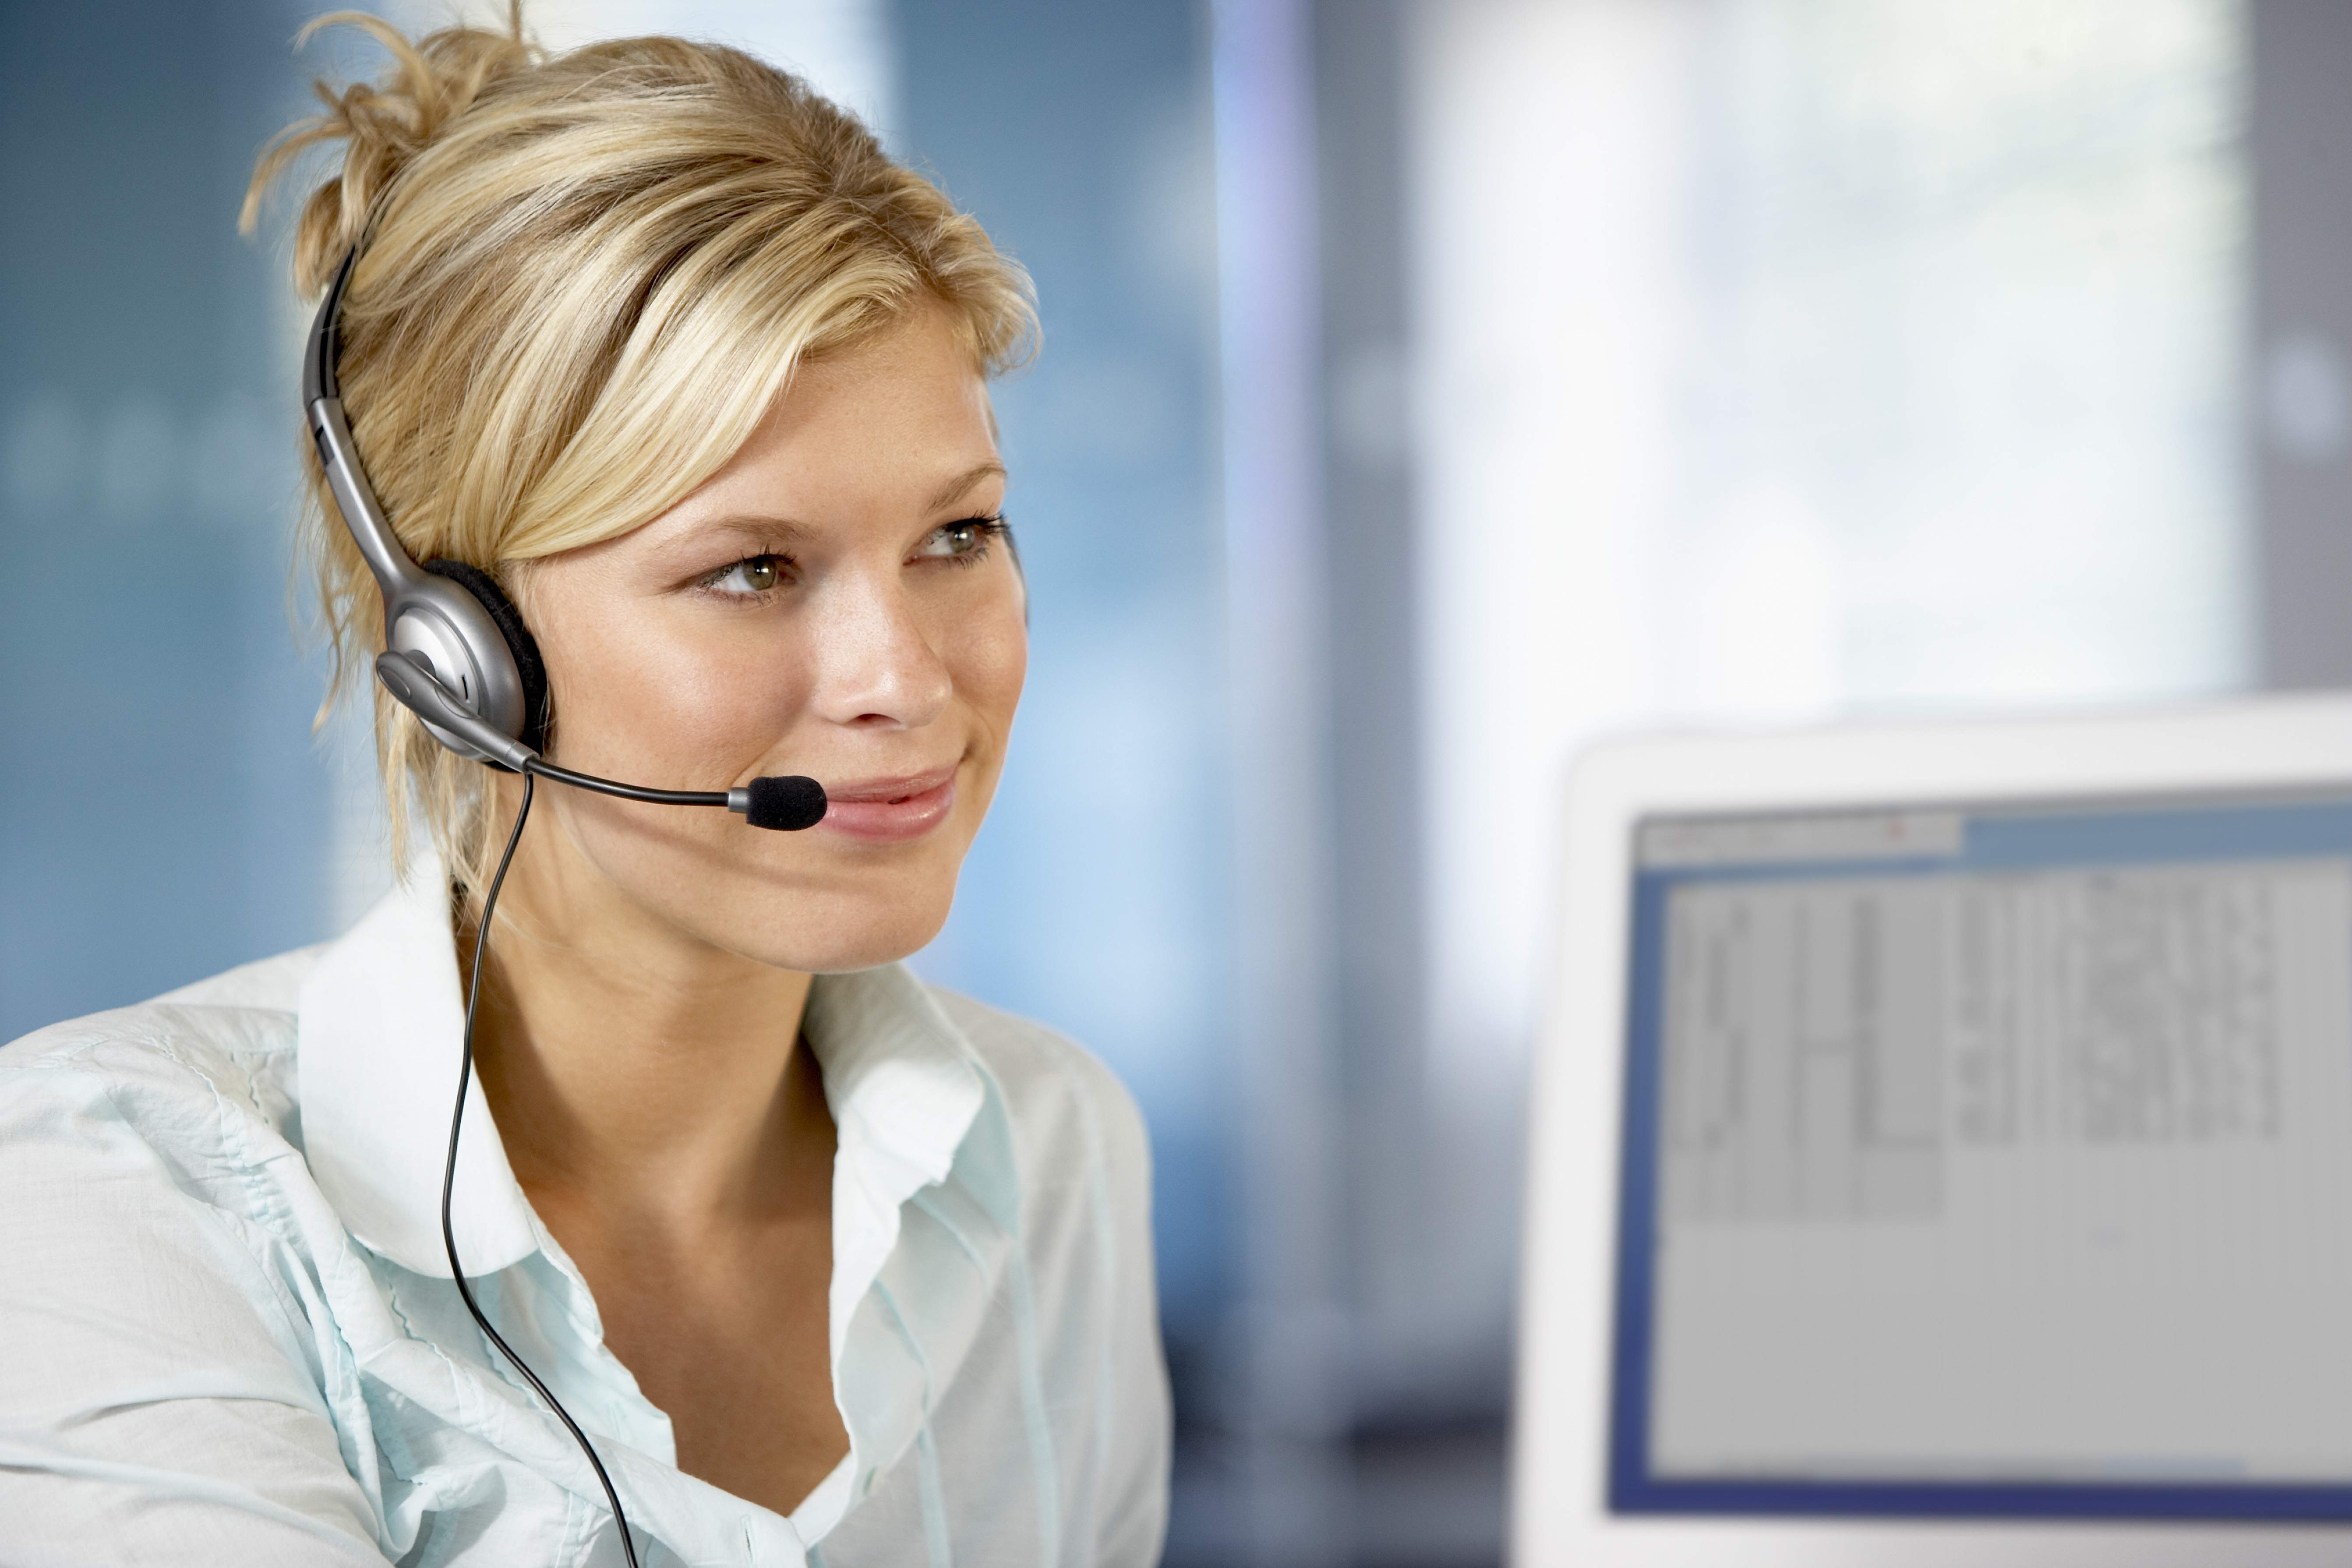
[1515, 698, 2352, 1566]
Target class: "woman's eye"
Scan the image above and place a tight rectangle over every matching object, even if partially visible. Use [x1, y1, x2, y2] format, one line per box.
[707, 554, 788, 595]
[914, 517, 1004, 563]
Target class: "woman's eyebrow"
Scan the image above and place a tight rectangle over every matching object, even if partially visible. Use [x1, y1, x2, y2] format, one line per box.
[928, 463, 1007, 512]
[671, 514, 818, 549]
[657, 468, 1005, 551]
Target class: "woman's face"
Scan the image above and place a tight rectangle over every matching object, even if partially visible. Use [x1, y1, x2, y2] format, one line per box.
[512, 302, 1026, 973]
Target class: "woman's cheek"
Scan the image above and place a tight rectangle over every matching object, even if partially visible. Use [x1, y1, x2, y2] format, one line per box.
[675, 636, 816, 759]
[954, 602, 1028, 727]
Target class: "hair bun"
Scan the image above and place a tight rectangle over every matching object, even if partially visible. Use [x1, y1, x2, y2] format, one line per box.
[240, 7, 536, 295]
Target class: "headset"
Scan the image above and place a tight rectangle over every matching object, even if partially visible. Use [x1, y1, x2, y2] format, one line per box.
[304, 248, 828, 831]
[304, 247, 832, 1568]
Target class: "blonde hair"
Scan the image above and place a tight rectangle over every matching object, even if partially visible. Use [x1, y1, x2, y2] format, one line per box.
[243, 7, 1035, 890]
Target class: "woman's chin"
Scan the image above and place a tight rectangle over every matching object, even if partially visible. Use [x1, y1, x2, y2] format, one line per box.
[730, 896, 955, 976]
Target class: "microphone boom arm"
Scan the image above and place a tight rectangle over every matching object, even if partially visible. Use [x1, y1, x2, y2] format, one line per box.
[374, 651, 826, 830]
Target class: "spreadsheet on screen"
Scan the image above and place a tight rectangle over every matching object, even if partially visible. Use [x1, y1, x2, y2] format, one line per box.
[1611, 791, 2352, 1519]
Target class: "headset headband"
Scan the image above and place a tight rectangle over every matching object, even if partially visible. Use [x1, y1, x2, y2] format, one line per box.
[304, 248, 357, 407]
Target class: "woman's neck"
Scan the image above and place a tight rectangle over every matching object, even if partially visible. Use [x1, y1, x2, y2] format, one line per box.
[460, 827, 826, 1238]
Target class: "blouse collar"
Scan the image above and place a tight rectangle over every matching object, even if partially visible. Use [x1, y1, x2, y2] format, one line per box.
[294, 862, 1011, 1285]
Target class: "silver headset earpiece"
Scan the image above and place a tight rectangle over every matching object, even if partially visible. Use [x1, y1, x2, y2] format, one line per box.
[303, 251, 531, 763]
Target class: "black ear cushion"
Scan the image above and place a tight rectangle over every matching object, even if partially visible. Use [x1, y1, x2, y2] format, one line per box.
[422, 558, 551, 755]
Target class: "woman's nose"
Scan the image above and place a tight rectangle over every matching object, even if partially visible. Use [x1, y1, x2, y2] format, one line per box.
[805, 571, 953, 730]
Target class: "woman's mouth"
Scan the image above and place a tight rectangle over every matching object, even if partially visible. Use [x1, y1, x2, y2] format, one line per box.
[814, 765, 959, 843]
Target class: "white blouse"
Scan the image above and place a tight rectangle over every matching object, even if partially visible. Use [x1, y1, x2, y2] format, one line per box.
[0, 865, 1170, 1566]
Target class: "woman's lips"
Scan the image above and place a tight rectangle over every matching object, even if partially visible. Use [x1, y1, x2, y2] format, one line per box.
[814, 765, 959, 843]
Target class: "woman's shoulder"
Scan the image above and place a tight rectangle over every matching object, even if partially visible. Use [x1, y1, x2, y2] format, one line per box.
[923, 983, 1153, 1183]
[0, 944, 327, 1148]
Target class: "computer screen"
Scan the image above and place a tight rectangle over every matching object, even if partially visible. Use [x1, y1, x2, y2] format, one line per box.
[1611, 788, 2352, 1520]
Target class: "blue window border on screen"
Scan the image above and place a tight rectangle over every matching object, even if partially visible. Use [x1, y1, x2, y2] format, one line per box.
[1607, 793, 2352, 1520]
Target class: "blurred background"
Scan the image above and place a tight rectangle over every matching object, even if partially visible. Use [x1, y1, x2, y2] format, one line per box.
[6, 0, 2352, 1561]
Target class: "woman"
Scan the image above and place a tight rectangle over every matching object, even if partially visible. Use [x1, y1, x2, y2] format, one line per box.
[0, 13, 1168, 1566]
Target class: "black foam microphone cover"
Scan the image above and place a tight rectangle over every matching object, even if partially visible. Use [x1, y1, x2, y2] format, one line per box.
[745, 773, 829, 831]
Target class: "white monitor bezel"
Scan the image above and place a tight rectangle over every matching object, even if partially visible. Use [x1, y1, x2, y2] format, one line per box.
[1513, 694, 2352, 1566]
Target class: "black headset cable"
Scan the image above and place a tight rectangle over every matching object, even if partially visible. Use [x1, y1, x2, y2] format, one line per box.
[440, 772, 643, 1568]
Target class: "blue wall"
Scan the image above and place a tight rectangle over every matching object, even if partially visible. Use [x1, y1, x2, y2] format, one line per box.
[0, 0, 328, 1037]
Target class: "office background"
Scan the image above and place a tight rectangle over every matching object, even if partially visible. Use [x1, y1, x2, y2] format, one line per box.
[5, 0, 2350, 1562]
